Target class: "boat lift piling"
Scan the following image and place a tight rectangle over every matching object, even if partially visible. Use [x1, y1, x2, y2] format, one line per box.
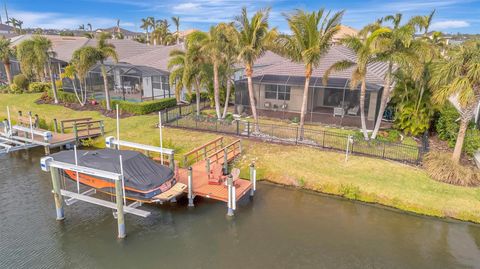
[40, 156, 151, 239]
[227, 174, 236, 217]
[250, 162, 256, 197]
[187, 167, 194, 207]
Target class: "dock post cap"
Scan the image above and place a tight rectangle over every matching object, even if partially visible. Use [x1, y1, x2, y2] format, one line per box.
[40, 156, 53, 172]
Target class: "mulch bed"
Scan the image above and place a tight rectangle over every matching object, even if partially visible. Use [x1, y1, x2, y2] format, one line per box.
[36, 94, 133, 118]
[428, 134, 477, 167]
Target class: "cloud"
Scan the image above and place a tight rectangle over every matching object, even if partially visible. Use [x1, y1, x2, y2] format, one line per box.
[431, 20, 470, 30]
[173, 3, 201, 13]
[9, 9, 126, 30]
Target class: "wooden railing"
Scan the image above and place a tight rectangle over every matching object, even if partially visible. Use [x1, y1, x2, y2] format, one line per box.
[59, 117, 93, 133]
[207, 139, 242, 165]
[182, 137, 224, 167]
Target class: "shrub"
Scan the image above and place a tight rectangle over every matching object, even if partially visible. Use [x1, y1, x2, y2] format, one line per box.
[28, 82, 51, 93]
[47, 88, 78, 103]
[394, 104, 432, 136]
[186, 91, 209, 103]
[436, 105, 460, 141]
[9, 84, 22, 94]
[424, 152, 480, 187]
[105, 98, 177, 115]
[55, 79, 63, 89]
[13, 74, 29, 92]
[463, 129, 480, 156]
[0, 85, 10, 93]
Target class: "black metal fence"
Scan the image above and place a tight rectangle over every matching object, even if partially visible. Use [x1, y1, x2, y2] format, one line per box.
[163, 114, 426, 164]
[160, 99, 209, 124]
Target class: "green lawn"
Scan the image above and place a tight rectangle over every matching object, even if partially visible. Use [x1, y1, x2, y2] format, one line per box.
[1, 93, 480, 223]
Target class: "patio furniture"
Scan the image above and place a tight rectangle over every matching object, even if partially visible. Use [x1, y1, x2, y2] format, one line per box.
[334, 107, 345, 117]
[114, 84, 122, 93]
[348, 105, 359, 116]
[264, 102, 271, 109]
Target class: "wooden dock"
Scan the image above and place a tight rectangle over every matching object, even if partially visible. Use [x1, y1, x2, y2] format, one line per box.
[176, 137, 254, 204]
[1, 113, 104, 154]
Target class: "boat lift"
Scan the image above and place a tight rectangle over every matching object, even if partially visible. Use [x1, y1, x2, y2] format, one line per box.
[40, 154, 151, 239]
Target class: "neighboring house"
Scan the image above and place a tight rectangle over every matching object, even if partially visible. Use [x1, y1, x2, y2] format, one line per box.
[332, 25, 358, 44]
[95, 27, 142, 39]
[234, 45, 388, 129]
[4, 34, 180, 102]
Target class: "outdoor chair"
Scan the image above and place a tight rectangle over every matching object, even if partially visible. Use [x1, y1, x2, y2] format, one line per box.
[348, 105, 359, 116]
[208, 163, 225, 185]
[334, 107, 345, 117]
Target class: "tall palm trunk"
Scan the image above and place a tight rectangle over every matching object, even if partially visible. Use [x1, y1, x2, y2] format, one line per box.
[299, 65, 312, 140]
[195, 78, 201, 116]
[213, 61, 221, 119]
[222, 77, 231, 119]
[47, 59, 58, 104]
[246, 64, 259, 132]
[452, 108, 474, 164]
[371, 63, 393, 139]
[360, 79, 369, 140]
[100, 63, 111, 111]
[4, 60, 12, 86]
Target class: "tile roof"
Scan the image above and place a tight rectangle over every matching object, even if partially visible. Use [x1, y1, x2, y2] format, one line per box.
[120, 44, 184, 72]
[251, 45, 388, 86]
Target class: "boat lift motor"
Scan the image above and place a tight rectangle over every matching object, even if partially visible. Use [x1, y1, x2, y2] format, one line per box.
[40, 156, 53, 172]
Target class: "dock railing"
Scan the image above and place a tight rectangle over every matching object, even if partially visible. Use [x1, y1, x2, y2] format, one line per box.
[207, 139, 242, 165]
[182, 137, 224, 167]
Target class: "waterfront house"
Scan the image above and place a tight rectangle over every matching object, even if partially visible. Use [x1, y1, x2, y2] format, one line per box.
[234, 45, 388, 129]
[6, 34, 178, 102]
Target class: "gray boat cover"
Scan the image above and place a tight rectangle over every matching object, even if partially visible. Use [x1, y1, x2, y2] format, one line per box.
[50, 149, 174, 191]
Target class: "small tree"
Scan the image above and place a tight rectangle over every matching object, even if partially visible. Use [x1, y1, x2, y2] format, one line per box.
[96, 33, 118, 111]
[430, 41, 480, 164]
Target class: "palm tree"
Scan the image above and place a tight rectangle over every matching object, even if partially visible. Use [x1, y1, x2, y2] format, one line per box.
[168, 31, 209, 115]
[6, 18, 18, 33]
[66, 46, 100, 106]
[141, 17, 151, 43]
[234, 7, 277, 131]
[168, 49, 187, 102]
[324, 27, 388, 140]
[429, 41, 480, 164]
[370, 14, 423, 139]
[201, 24, 233, 118]
[78, 24, 85, 31]
[276, 8, 344, 139]
[220, 24, 239, 119]
[172, 16, 180, 44]
[96, 32, 119, 111]
[0, 37, 14, 86]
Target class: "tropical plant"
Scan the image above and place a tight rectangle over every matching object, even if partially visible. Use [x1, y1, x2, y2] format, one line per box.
[172, 16, 180, 44]
[140, 17, 153, 43]
[234, 7, 277, 131]
[152, 19, 174, 45]
[168, 31, 210, 114]
[429, 40, 480, 163]
[96, 32, 119, 111]
[369, 13, 429, 139]
[201, 23, 237, 118]
[276, 8, 344, 139]
[64, 46, 100, 106]
[16, 36, 59, 103]
[324, 26, 387, 140]
[0, 37, 14, 85]
[13, 74, 29, 91]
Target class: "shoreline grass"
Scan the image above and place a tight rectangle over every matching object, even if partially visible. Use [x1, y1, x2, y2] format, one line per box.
[1, 93, 479, 223]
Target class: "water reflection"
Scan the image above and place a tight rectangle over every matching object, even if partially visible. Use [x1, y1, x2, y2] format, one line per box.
[0, 149, 479, 269]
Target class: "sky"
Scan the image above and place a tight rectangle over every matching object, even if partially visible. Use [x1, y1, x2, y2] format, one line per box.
[4, 0, 480, 34]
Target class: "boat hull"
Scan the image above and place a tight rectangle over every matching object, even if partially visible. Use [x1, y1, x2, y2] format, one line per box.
[63, 170, 179, 203]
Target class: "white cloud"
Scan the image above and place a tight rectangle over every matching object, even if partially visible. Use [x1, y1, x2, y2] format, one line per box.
[9, 9, 122, 30]
[431, 20, 470, 30]
[173, 3, 201, 13]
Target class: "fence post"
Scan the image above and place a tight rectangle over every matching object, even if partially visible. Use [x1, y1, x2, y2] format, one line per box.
[247, 121, 250, 137]
[223, 148, 228, 175]
[73, 124, 78, 145]
[295, 126, 299, 145]
[236, 120, 240, 136]
[53, 118, 58, 133]
[322, 130, 326, 148]
[382, 143, 386, 159]
[179, 105, 182, 117]
[165, 109, 169, 123]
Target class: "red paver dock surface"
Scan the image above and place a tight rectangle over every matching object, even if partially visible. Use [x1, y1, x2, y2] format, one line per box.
[176, 138, 252, 203]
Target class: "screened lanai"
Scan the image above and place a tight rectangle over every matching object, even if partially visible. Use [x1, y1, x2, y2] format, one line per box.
[87, 62, 172, 102]
[235, 74, 383, 129]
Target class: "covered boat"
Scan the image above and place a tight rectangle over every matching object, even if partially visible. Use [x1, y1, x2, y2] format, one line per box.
[50, 149, 186, 203]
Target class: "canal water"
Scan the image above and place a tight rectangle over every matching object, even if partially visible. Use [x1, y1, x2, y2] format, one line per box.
[1, 149, 480, 269]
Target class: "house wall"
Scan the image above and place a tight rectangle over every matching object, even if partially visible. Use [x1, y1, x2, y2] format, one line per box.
[255, 84, 305, 112]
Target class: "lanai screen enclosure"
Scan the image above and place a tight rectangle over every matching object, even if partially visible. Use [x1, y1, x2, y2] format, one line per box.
[63, 62, 172, 102]
[235, 75, 383, 129]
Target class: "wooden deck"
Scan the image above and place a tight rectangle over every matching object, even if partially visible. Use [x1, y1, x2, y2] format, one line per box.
[15, 128, 102, 148]
[177, 138, 253, 203]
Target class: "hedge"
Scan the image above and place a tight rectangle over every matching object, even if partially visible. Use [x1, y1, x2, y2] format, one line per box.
[28, 82, 51, 93]
[47, 88, 78, 103]
[105, 98, 177, 115]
